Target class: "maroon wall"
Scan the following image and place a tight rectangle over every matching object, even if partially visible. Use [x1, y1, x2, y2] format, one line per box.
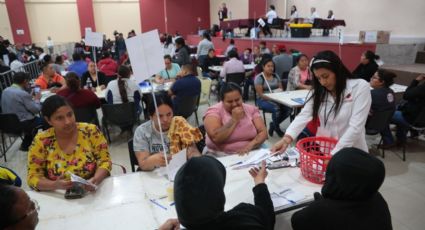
[5, 0, 31, 44]
[249, 0, 267, 19]
[186, 35, 376, 71]
[166, 0, 210, 37]
[140, 0, 210, 37]
[140, 0, 166, 33]
[76, 0, 96, 37]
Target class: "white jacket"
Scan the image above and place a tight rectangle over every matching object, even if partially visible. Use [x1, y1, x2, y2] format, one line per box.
[286, 79, 371, 155]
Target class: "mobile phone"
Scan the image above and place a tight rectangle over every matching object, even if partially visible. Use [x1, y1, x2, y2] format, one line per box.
[267, 161, 290, 170]
[64, 185, 85, 199]
[34, 86, 40, 94]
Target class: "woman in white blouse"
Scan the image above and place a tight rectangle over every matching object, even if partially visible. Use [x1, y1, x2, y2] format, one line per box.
[272, 50, 371, 155]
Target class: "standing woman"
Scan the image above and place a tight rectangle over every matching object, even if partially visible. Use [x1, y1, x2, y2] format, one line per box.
[173, 37, 191, 66]
[163, 35, 175, 57]
[352, 50, 380, 82]
[255, 58, 291, 137]
[287, 54, 313, 91]
[272, 50, 372, 155]
[196, 32, 214, 67]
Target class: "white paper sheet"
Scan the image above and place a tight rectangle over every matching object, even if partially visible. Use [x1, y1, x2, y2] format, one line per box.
[167, 149, 187, 181]
[85, 31, 103, 47]
[67, 172, 98, 190]
[125, 30, 164, 83]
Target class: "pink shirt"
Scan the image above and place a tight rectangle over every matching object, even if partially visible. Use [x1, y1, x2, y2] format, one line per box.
[204, 102, 260, 153]
[300, 68, 309, 84]
[219, 58, 245, 78]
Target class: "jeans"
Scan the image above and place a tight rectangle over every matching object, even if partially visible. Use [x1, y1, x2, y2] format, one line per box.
[257, 98, 292, 130]
[381, 111, 411, 144]
[243, 78, 254, 100]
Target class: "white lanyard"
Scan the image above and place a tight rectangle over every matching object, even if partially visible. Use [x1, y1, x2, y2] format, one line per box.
[262, 73, 273, 93]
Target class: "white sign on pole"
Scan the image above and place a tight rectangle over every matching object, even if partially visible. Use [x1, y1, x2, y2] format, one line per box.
[85, 31, 103, 48]
[125, 30, 164, 83]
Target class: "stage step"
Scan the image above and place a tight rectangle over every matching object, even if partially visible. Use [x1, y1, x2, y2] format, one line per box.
[381, 64, 425, 85]
[415, 51, 425, 64]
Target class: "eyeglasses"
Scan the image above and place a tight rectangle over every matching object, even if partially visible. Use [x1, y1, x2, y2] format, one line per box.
[7, 199, 40, 227]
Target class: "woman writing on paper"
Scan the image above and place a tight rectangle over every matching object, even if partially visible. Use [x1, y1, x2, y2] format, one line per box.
[272, 50, 371, 155]
[133, 95, 202, 171]
[27, 95, 111, 191]
[204, 83, 267, 156]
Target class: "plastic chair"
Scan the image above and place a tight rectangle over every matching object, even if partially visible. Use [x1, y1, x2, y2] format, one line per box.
[365, 109, 395, 159]
[174, 95, 200, 126]
[0, 113, 24, 162]
[197, 66, 203, 78]
[74, 106, 100, 127]
[199, 77, 212, 106]
[101, 102, 137, 143]
[127, 139, 141, 172]
[226, 72, 246, 86]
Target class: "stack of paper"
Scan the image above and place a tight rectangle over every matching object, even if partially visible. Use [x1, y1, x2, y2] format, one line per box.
[270, 188, 306, 209]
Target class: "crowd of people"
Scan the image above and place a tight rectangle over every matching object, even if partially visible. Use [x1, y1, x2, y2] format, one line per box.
[0, 20, 424, 229]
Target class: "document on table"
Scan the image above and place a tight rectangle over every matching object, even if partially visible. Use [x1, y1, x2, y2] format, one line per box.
[291, 97, 305, 104]
[67, 172, 98, 190]
[270, 188, 306, 209]
[232, 149, 275, 169]
[167, 149, 187, 181]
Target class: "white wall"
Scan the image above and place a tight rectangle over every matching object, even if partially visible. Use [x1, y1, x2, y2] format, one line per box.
[93, 0, 141, 40]
[25, 0, 81, 44]
[209, 0, 249, 26]
[0, 1, 14, 43]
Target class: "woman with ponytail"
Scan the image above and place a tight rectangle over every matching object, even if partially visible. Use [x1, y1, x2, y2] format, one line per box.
[105, 65, 140, 104]
[57, 72, 100, 109]
[352, 50, 380, 82]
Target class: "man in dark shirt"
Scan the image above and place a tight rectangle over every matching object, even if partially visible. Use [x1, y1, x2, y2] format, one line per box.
[201, 48, 220, 79]
[169, 64, 201, 115]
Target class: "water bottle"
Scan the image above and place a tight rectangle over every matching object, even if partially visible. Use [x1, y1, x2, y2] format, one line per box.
[86, 78, 92, 89]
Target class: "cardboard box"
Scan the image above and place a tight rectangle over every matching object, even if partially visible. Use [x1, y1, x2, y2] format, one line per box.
[359, 30, 390, 44]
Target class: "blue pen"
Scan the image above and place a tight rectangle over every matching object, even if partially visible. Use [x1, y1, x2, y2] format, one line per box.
[149, 199, 167, 210]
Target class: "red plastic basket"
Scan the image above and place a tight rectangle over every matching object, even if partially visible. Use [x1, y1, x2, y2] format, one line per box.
[296, 137, 337, 184]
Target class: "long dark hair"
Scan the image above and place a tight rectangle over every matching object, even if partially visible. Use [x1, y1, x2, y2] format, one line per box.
[164, 35, 173, 48]
[0, 184, 19, 229]
[309, 50, 353, 120]
[364, 50, 380, 62]
[117, 65, 131, 103]
[65, 72, 81, 92]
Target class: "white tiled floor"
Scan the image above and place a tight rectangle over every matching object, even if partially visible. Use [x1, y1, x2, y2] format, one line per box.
[1, 95, 425, 230]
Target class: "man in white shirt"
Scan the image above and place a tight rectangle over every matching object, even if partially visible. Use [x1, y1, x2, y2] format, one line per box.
[308, 7, 320, 24]
[262, 5, 277, 37]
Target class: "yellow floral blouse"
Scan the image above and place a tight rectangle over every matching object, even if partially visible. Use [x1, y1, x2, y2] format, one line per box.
[27, 123, 112, 189]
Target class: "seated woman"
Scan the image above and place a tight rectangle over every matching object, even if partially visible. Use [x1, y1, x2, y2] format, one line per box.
[352, 50, 380, 82]
[35, 61, 66, 92]
[106, 65, 140, 104]
[27, 95, 111, 191]
[0, 184, 39, 230]
[133, 95, 202, 171]
[81, 62, 107, 89]
[287, 54, 313, 91]
[369, 70, 396, 147]
[57, 72, 101, 109]
[291, 148, 392, 230]
[204, 83, 267, 155]
[153, 55, 181, 84]
[201, 48, 220, 79]
[159, 157, 275, 230]
[254, 58, 291, 137]
[381, 74, 425, 146]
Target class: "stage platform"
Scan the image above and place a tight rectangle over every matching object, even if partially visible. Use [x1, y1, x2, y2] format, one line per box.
[187, 35, 376, 71]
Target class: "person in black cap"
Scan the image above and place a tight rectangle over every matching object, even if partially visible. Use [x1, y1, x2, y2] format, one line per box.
[159, 156, 275, 230]
[291, 147, 392, 230]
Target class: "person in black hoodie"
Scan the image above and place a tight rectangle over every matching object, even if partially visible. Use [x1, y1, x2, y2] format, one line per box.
[352, 50, 380, 82]
[159, 156, 275, 230]
[291, 147, 392, 230]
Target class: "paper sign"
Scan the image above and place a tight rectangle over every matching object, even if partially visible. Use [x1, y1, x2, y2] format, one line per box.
[125, 30, 165, 83]
[167, 149, 187, 181]
[85, 31, 103, 47]
[68, 172, 98, 190]
[257, 18, 266, 27]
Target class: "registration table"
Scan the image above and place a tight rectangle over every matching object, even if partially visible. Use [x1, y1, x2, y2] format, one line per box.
[28, 153, 321, 230]
[266, 90, 311, 108]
